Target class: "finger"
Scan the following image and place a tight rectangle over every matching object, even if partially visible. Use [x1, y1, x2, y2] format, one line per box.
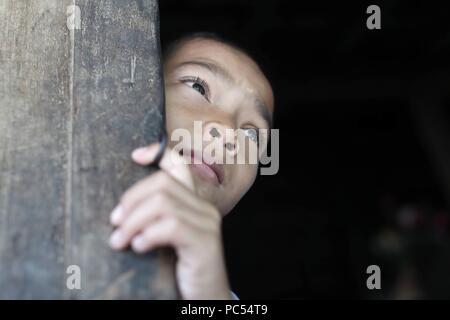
[131, 218, 182, 253]
[109, 194, 170, 250]
[110, 171, 195, 226]
[131, 143, 161, 166]
[132, 143, 194, 190]
[110, 172, 163, 226]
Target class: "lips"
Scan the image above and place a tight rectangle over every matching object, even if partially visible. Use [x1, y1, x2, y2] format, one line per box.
[186, 149, 224, 185]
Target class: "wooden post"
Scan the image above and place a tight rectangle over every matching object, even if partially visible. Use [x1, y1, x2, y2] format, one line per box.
[0, 0, 177, 299]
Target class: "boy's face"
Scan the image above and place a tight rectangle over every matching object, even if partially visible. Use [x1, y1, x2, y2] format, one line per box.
[164, 38, 274, 215]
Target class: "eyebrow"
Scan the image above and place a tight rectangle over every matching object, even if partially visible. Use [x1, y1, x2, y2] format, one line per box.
[175, 60, 235, 84]
[175, 59, 273, 128]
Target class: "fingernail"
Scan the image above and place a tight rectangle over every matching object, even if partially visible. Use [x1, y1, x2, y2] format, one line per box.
[132, 235, 145, 252]
[132, 147, 148, 159]
[109, 230, 125, 249]
[110, 205, 123, 225]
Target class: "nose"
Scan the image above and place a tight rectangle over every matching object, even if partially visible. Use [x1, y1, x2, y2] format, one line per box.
[203, 122, 238, 155]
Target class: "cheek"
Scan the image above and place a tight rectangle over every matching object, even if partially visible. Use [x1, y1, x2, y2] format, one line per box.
[165, 90, 194, 135]
[221, 163, 258, 213]
[236, 163, 258, 193]
[165, 85, 208, 134]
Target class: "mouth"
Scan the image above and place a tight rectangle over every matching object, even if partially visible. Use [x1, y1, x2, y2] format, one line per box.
[182, 149, 224, 185]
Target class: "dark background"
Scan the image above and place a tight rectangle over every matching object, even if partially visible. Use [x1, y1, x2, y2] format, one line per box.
[159, 0, 450, 299]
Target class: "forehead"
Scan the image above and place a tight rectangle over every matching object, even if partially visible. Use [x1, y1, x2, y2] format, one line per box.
[165, 38, 274, 114]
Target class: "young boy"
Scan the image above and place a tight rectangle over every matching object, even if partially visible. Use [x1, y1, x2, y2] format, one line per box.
[108, 33, 274, 300]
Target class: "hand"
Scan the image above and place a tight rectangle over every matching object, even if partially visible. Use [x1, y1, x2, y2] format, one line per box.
[108, 143, 232, 300]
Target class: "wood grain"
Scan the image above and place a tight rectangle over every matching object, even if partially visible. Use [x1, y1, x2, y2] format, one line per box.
[0, 0, 177, 299]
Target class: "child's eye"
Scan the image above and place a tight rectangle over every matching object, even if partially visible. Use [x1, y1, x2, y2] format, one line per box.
[242, 128, 259, 145]
[192, 82, 206, 95]
[180, 76, 210, 101]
